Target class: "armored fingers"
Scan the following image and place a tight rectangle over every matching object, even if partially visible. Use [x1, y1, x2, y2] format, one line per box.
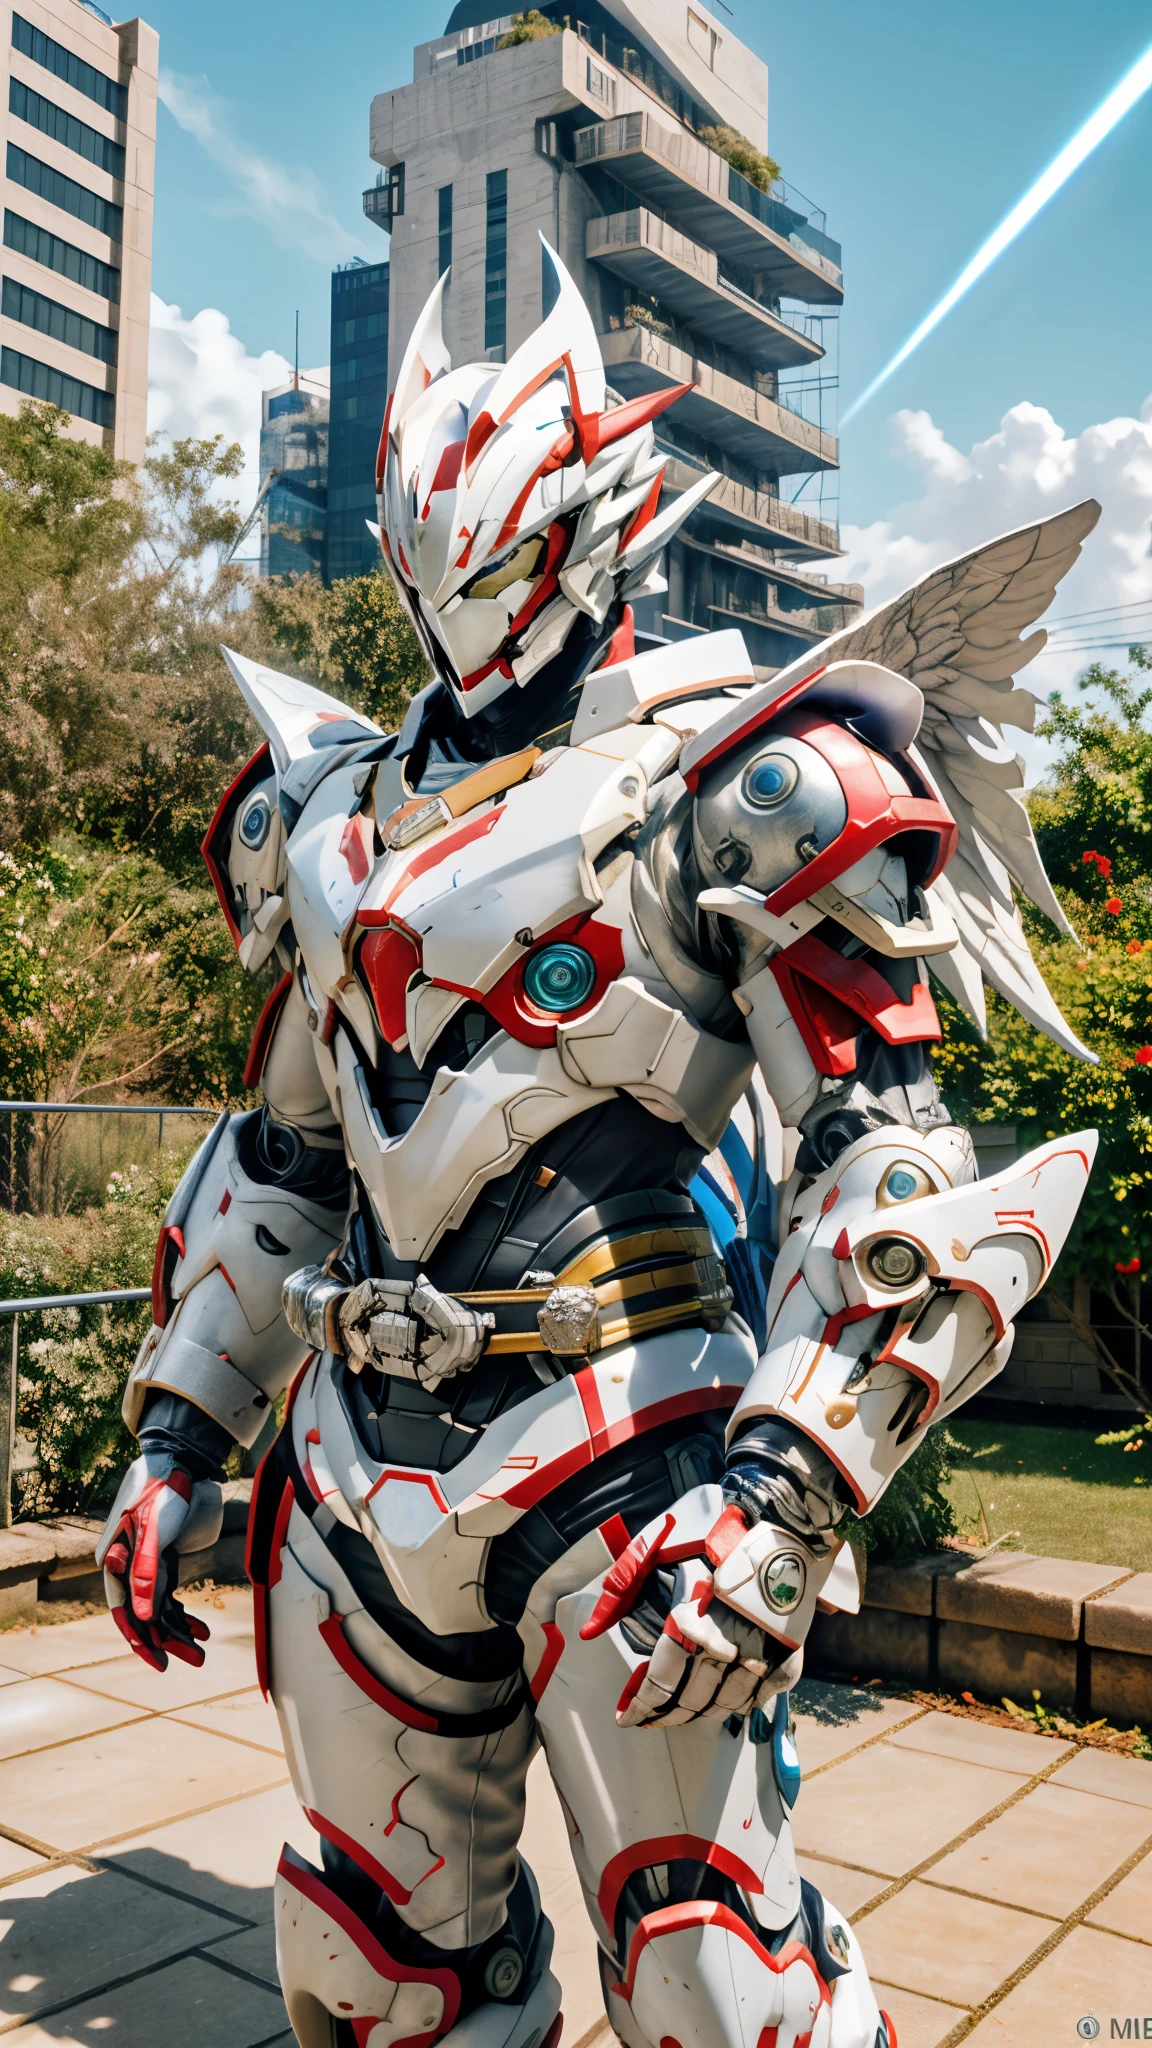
[100, 980, 350, 1669]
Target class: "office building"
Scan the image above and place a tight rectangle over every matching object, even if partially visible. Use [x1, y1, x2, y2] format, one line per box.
[0, 0, 157, 464]
[258, 369, 329, 581]
[328, 256, 389, 582]
[367, 1, 862, 674]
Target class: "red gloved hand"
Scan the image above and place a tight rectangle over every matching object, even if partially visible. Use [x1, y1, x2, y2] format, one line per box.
[96, 1456, 216, 1672]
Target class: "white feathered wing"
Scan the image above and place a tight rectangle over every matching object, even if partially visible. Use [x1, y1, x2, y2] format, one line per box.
[768, 499, 1101, 1062]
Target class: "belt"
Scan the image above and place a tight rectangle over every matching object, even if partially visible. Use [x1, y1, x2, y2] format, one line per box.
[455, 1223, 730, 1355]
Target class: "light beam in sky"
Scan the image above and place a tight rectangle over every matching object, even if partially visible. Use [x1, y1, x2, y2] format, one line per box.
[842, 38, 1152, 425]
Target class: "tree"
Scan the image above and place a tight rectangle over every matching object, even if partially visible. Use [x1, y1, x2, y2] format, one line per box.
[934, 647, 1152, 1406]
[249, 567, 429, 731]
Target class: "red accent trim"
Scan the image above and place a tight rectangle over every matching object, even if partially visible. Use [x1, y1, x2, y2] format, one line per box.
[382, 808, 505, 915]
[772, 935, 940, 1054]
[579, 381, 694, 463]
[821, 1302, 882, 1348]
[541, 2016, 563, 2048]
[420, 437, 465, 520]
[765, 715, 956, 916]
[459, 651, 517, 694]
[881, 2011, 897, 2048]
[200, 743, 273, 947]
[493, 429, 576, 552]
[615, 1659, 650, 1717]
[150, 1223, 185, 1328]
[464, 409, 498, 469]
[318, 1613, 440, 1732]
[614, 1902, 828, 2014]
[530, 1621, 566, 1702]
[621, 472, 664, 553]
[764, 1266, 804, 1346]
[363, 1468, 451, 1513]
[820, 1186, 840, 1215]
[599, 1845, 766, 1939]
[832, 1228, 850, 1260]
[703, 1505, 749, 1568]
[242, 971, 293, 1090]
[501, 1385, 745, 1511]
[441, 910, 624, 1051]
[339, 813, 371, 886]
[277, 1848, 460, 2040]
[375, 394, 394, 491]
[598, 604, 636, 669]
[599, 1512, 631, 1560]
[360, 926, 421, 1049]
[217, 1189, 232, 1218]
[304, 1805, 436, 1908]
[218, 1263, 237, 1294]
[580, 1512, 675, 1640]
[266, 1477, 296, 1596]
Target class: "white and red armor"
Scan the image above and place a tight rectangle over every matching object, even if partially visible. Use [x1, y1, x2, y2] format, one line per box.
[99, 250, 1099, 2048]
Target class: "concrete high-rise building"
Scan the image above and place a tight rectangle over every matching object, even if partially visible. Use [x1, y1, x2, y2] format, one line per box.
[258, 369, 329, 581]
[367, 1, 862, 675]
[328, 256, 389, 583]
[0, 0, 157, 465]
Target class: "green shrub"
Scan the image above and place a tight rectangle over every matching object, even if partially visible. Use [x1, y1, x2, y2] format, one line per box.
[698, 124, 781, 194]
[497, 10, 561, 46]
[0, 1146, 196, 1517]
[849, 1426, 968, 1561]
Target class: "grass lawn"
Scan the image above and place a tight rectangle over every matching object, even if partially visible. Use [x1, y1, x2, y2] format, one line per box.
[943, 1419, 1152, 1570]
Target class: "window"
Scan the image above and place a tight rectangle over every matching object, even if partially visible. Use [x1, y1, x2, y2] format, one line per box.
[11, 15, 127, 121]
[4, 211, 119, 301]
[438, 184, 452, 278]
[7, 146, 122, 241]
[386, 163, 404, 222]
[9, 78, 126, 181]
[484, 169, 507, 352]
[2, 275, 116, 362]
[0, 343, 113, 425]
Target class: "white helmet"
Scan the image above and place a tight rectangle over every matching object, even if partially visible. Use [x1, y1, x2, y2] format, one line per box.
[376, 241, 719, 717]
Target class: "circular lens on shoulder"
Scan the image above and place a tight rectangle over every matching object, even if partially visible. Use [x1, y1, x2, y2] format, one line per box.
[886, 1168, 919, 1201]
[239, 797, 271, 850]
[866, 1238, 926, 1288]
[742, 752, 799, 808]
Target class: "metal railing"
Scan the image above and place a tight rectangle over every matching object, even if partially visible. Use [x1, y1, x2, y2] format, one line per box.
[1, 1100, 218, 1216]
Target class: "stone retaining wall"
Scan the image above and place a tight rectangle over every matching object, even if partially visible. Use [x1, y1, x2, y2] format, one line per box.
[809, 1546, 1152, 1721]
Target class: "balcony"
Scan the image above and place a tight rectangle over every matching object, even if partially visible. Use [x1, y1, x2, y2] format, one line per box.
[599, 321, 837, 476]
[575, 114, 842, 306]
[657, 445, 841, 559]
[587, 212, 824, 373]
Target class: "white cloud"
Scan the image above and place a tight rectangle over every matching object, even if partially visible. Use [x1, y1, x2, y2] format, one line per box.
[147, 293, 291, 514]
[158, 69, 375, 267]
[840, 395, 1152, 781]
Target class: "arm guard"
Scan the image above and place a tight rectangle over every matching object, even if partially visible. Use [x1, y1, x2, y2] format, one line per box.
[125, 1103, 348, 1448]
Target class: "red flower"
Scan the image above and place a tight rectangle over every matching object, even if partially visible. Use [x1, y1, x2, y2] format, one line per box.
[1083, 849, 1097, 863]
[1116, 1257, 1141, 1275]
[1082, 849, 1113, 877]
[1136, 1048, 1152, 1065]
[1128, 941, 1143, 955]
[1106, 898, 1122, 915]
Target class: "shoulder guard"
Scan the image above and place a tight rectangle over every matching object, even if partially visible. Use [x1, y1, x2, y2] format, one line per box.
[202, 649, 390, 972]
[685, 659, 958, 962]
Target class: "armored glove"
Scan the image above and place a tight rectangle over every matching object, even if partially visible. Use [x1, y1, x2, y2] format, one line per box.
[338, 1274, 494, 1388]
[96, 1453, 223, 1672]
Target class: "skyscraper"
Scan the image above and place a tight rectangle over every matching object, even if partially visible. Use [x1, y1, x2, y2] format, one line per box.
[258, 370, 329, 581]
[328, 256, 389, 583]
[367, 1, 862, 675]
[0, 0, 157, 465]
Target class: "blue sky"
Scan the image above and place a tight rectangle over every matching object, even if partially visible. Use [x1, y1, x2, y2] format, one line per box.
[144, 0, 1152, 530]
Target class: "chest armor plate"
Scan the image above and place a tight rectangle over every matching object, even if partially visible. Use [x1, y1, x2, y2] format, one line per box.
[287, 735, 753, 1263]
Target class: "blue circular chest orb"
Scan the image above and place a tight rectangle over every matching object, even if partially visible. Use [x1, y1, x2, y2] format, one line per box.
[742, 752, 799, 808]
[886, 1167, 919, 1201]
[523, 943, 597, 1013]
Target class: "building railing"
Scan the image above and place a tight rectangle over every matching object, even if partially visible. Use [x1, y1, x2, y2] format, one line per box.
[607, 320, 837, 467]
[574, 114, 841, 288]
[658, 443, 840, 553]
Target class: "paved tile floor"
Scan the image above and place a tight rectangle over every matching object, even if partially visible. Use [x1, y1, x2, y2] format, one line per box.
[0, 1595, 1146, 2044]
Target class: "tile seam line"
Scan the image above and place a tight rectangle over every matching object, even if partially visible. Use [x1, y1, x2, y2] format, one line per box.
[802, 1705, 933, 1778]
[52, 1672, 260, 1710]
[89, 1850, 261, 1926]
[0, 1931, 284, 2037]
[849, 1739, 1083, 1926]
[932, 1819, 1152, 2048]
[63, 1772, 292, 1856]
[908, 1873, 1067, 1924]
[196, 1942, 283, 1992]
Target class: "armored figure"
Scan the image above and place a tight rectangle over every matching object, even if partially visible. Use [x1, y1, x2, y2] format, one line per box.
[98, 249, 1099, 2048]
